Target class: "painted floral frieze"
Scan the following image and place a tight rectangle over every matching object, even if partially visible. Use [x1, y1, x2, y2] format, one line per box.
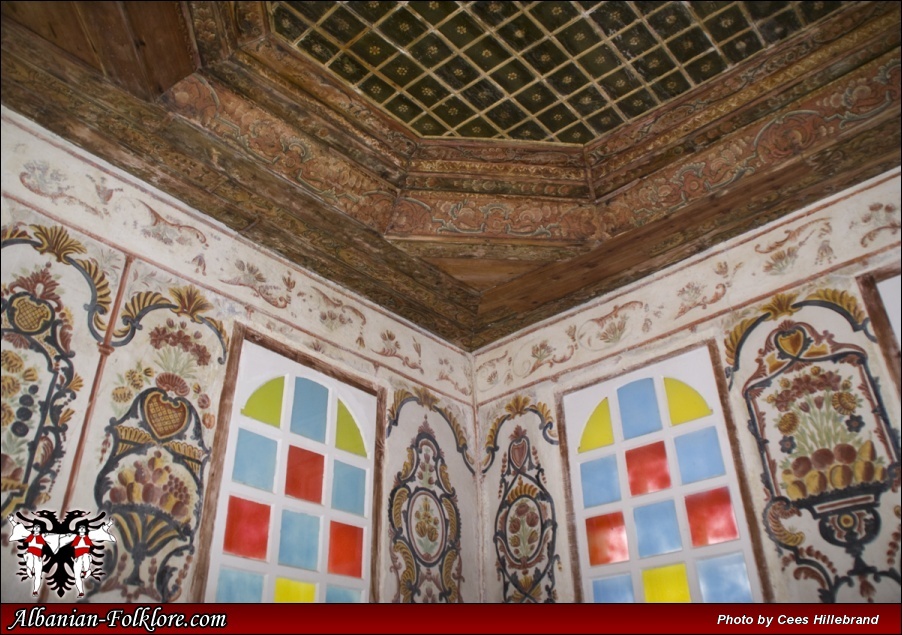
[474, 173, 900, 401]
[3, 111, 473, 404]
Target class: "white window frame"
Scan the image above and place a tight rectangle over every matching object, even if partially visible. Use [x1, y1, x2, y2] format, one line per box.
[562, 345, 763, 603]
[205, 339, 376, 603]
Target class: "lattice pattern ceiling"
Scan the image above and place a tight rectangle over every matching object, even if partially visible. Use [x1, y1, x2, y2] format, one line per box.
[270, 1, 847, 144]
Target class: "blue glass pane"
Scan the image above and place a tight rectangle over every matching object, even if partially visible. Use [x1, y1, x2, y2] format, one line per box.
[674, 426, 726, 484]
[618, 379, 662, 439]
[698, 552, 754, 603]
[325, 585, 362, 603]
[580, 455, 621, 508]
[634, 499, 682, 558]
[279, 510, 320, 570]
[291, 378, 328, 442]
[332, 460, 366, 516]
[593, 574, 635, 603]
[232, 428, 277, 491]
[216, 567, 264, 602]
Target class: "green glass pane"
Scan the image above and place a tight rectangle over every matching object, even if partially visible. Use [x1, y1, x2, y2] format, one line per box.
[241, 376, 284, 427]
[335, 400, 366, 457]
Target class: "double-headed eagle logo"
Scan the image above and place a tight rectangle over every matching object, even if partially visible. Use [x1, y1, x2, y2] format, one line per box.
[8, 510, 115, 599]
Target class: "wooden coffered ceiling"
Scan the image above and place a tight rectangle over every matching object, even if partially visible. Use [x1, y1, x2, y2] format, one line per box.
[2, 2, 900, 351]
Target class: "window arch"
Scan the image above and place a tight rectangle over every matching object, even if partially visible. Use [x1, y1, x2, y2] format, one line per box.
[563, 345, 762, 603]
[205, 339, 377, 603]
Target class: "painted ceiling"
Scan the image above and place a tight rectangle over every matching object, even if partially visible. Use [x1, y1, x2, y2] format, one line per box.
[272, 1, 846, 144]
[1, 1, 900, 350]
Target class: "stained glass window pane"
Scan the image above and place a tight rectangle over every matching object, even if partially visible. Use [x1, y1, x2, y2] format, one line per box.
[332, 460, 366, 516]
[580, 397, 613, 452]
[618, 378, 662, 439]
[328, 521, 364, 578]
[625, 441, 671, 495]
[290, 378, 328, 441]
[674, 426, 725, 484]
[278, 510, 320, 570]
[634, 499, 682, 558]
[242, 376, 284, 427]
[232, 428, 277, 491]
[335, 400, 367, 456]
[698, 552, 754, 603]
[686, 486, 739, 547]
[223, 496, 270, 560]
[215, 567, 264, 602]
[285, 445, 325, 503]
[586, 512, 629, 566]
[664, 377, 712, 425]
[274, 577, 316, 603]
[642, 563, 691, 602]
[592, 574, 635, 603]
[580, 454, 621, 507]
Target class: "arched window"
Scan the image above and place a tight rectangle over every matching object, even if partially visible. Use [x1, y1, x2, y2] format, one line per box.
[563, 346, 761, 602]
[205, 340, 376, 603]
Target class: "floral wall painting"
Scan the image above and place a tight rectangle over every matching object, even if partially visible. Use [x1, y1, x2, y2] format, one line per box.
[2, 221, 117, 518]
[93, 282, 228, 602]
[387, 420, 464, 603]
[483, 396, 560, 603]
[726, 289, 901, 602]
[387, 387, 475, 475]
[493, 425, 560, 603]
[482, 396, 558, 474]
[384, 387, 475, 602]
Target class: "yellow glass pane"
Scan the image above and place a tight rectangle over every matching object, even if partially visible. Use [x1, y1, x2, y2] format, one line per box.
[274, 577, 316, 603]
[241, 376, 284, 427]
[664, 378, 712, 426]
[642, 563, 691, 602]
[335, 400, 366, 457]
[579, 398, 613, 453]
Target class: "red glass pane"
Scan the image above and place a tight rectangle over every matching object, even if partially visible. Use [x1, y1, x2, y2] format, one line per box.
[223, 496, 270, 560]
[685, 486, 739, 547]
[285, 445, 324, 503]
[625, 441, 671, 495]
[585, 512, 629, 566]
[328, 521, 364, 578]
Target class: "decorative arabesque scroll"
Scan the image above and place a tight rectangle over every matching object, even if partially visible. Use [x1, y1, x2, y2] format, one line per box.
[2, 224, 112, 518]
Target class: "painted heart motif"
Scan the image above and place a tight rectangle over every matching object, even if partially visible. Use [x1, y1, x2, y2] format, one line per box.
[143, 390, 190, 440]
[776, 329, 805, 357]
[509, 436, 529, 470]
[11, 295, 53, 334]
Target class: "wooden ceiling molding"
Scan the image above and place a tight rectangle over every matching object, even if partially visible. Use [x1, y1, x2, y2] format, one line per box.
[2, 1, 900, 351]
